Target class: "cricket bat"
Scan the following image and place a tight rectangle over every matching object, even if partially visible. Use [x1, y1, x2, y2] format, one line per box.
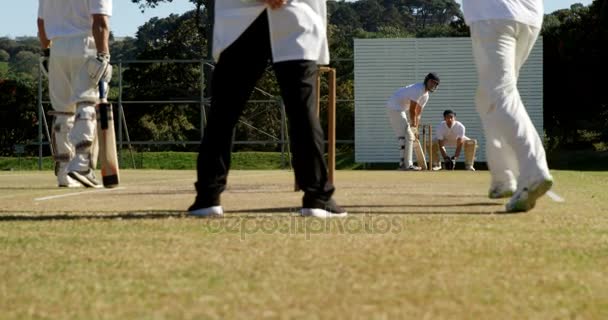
[97, 80, 120, 188]
[414, 139, 428, 170]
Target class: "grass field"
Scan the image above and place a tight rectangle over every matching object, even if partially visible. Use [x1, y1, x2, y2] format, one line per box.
[1, 169, 607, 319]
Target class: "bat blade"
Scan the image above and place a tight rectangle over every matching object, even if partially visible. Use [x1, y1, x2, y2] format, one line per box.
[414, 139, 428, 170]
[97, 102, 119, 187]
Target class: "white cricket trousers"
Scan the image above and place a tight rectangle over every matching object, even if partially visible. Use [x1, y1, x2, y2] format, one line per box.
[470, 20, 550, 189]
[48, 34, 99, 173]
[387, 109, 416, 167]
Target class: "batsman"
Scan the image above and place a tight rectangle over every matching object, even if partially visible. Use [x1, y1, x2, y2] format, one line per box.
[386, 73, 440, 171]
[37, 0, 113, 188]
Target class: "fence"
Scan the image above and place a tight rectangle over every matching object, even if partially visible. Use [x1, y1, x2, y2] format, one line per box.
[34, 59, 355, 170]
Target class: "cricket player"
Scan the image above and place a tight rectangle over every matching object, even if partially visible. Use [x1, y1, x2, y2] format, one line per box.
[463, 0, 553, 212]
[189, 0, 346, 218]
[386, 73, 440, 171]
[431, 110, 477, 171]
[37, 0, 112, 188]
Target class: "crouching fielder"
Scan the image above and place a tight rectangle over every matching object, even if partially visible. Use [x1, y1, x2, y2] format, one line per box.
[37, 0, 112, 188]
[431, 109, 477, 171]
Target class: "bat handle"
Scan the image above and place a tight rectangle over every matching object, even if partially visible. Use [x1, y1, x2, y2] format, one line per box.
[98, 80, 108, 102]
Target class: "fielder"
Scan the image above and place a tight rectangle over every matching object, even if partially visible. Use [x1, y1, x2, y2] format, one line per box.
[37, 0, 112, 188]
[431, 110, 477, 171]
[386, 73, 440, 171]
[463, 0, 553, 212]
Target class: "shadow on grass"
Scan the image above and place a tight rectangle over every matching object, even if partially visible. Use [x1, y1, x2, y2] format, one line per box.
[0, 201, 506, 221]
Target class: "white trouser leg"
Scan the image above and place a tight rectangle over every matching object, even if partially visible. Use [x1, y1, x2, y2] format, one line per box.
[388, 109, 415, 167]
[48, 35, 100, 176]
[68, 103, 98, 172]
[470, 20, 550, 189]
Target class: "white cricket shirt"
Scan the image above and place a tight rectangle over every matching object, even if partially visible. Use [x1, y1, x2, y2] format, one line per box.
[38, 0, 112, 40]
[213, 0, 329, 64]
[386, 83, 429, 112]
[435, 120, 467, 146]
[462, 0, 543, 28]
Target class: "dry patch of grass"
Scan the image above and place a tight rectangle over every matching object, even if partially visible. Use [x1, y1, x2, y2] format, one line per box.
[0, 170, 607, 319]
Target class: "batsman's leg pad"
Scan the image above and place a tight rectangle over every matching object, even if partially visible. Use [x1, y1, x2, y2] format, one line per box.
[68, 103, 97, 172]
[51, 114, 75, 164]
[432, 140, 441, 167]
[398, 137, 406, 167]
[464, 139, 477, 168]
[404, 133, 414, 167]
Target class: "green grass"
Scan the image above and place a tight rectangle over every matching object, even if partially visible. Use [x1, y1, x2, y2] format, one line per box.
[0, 170, 607, 318]
[1, 150, 361, 171]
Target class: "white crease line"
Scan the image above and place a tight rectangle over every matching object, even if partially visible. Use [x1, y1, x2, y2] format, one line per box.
[35, 187, 126, 201]
[546, 190, 565, 203]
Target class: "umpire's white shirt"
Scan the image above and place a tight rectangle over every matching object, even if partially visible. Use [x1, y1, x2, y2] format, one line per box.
[462, 0, 543, 28]
[38, 0, 112, 40]
[213, 0, 329, 64]
[386, 83, 429, 112]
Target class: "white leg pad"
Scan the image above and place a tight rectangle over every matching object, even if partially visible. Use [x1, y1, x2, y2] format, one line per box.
[68, 103, 97, 172]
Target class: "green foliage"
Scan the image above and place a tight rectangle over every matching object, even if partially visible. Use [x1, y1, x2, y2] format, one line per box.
[0, 49, 9, 62]
[0, 79, 39, 156]
[542, 1, 608, 149]
[0, 62, 8, 78]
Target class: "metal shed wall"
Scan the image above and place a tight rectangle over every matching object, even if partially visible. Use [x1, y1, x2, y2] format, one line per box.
[354, 37, 543, 164]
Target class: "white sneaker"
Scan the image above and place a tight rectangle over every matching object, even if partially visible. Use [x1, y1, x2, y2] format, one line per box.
[301, 199, 347, 218]
[488, 183, 516, 199]
[68, 169, 102, 188]
[58, 174, 83, 188]
[465, 165, 476, 171]
[398, 165, 422, 171]
[301, 208, 348, 218]
[431, 164, 442, 171]
[189, 206, 224, 217]
[506, 177, 554, 213]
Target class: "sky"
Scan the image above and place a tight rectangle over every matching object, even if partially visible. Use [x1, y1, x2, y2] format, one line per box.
[0, 0, 595, 39]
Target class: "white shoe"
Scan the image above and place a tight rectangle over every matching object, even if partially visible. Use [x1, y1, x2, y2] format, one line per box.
[488, 183, 516, 199]
[431, 164, 442, 171]
[398, 165, 422, 171]
[301, 208, 348, 218]
[58, 174, 83, 188]
[301, 199, 347, 218]
[506, 177, 554, 213]
[189, 206, 224, 217]
[68, 169, 102, 188]
[465, 165, 476, 171]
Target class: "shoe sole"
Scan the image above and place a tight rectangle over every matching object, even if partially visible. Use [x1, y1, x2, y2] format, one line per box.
[488, 190, 514, 199]
[506, 179, 554, 213]
[68, 172, 101, 188]
[301, 208, 348, 218]
[189, 206, 224, 217]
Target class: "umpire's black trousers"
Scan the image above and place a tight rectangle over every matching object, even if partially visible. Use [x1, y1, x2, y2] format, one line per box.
[195, 11, 335, 208]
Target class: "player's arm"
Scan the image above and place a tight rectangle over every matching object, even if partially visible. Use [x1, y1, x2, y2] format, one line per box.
[454, 137, 463, 159]
[438, 139, 449, 159]
[37, 18, 50, 49]
[408, 101, 420, 127]
[453, 124, 465, 159]
[92, 14, 110, 55]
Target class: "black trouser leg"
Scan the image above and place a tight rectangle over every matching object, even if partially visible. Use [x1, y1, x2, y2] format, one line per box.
[194, 12, 271, 205]
[273, 60, 335, 207]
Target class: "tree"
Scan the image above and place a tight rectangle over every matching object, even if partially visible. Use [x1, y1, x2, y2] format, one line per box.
[0, 79, 38, 156]
[0, 49, 9, 62]
[542, 1, 608, 149]
[10, 51, 39, 80]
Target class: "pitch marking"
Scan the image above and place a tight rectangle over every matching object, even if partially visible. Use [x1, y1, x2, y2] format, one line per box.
[34, 187, 126, 201]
